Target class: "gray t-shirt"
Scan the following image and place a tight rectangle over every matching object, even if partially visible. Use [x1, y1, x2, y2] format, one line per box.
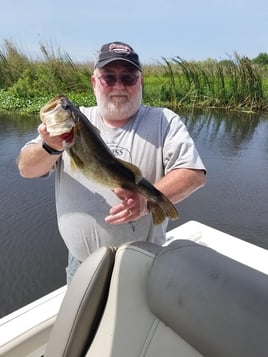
[28, 105, 206, 261]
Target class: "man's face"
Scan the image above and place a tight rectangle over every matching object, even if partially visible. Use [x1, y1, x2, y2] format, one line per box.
[91, 61, 143, 123]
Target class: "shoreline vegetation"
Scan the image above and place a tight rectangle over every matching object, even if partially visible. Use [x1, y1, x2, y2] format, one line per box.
[0, 40, 268, 115]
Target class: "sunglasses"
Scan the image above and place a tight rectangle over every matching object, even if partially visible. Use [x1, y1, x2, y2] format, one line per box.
[97, 73, 140, 87]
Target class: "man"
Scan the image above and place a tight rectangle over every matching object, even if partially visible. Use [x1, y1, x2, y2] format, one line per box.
[17, 41, 206, 282]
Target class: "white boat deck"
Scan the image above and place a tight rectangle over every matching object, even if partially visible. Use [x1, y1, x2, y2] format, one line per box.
[166, 220, 268, 274]
[0, 286, 67, 356]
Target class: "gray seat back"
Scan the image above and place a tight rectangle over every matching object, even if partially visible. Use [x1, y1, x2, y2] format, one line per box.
[44, 246, 115, 357]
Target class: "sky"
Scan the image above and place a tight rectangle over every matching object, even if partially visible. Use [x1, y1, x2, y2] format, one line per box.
[1, 0, 268, 64]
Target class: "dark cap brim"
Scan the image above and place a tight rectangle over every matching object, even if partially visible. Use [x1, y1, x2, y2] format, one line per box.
[95, 57, 142, 71]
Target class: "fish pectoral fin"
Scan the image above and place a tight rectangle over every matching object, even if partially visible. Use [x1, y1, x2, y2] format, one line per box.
[117, 159, 143, 184]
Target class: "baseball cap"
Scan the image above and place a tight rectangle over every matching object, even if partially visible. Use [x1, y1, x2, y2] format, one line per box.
[94, 41, 142, 71]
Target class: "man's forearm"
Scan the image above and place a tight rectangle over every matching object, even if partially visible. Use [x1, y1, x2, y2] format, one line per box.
[17, 143, 60, 178]
[155, 168, 206, 204]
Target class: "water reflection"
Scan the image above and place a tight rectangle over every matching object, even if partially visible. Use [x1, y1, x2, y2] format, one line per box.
[181, 110, 268, 161]
[0, 110, 267, 317]
[173, 109, 268, 253]
[0, 111, 39, 133]
[183, 109, 260, 145]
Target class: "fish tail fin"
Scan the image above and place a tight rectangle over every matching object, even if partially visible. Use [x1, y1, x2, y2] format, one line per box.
[148, 194, 179, 225]
[137, 177, 179, 225]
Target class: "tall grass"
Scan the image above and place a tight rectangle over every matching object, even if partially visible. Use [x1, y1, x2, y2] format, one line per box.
[0, 40, 93, 95]
[160, 53, 267, 112]
[0, 40, 96, 112]
[0, 40, 268, 113]
[0, 40, 31, 89]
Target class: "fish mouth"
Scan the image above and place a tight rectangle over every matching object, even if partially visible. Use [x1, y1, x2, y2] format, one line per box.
[60, 128, 75, 147]
[40, 97, 75, 136]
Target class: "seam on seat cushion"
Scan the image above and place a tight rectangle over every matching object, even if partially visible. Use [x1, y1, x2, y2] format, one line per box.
[117, 241, 161, 257]
[138, 318, 160, 357]
[140, 319, 203, 357]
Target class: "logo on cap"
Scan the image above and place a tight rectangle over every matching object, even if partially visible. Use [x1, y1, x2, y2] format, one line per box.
[109, 43, 131, 54]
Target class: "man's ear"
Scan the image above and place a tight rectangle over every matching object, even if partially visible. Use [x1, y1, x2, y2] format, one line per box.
[91, 75, 96, 88]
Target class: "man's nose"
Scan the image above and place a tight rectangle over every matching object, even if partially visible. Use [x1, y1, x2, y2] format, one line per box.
[112, 78, 126, 88]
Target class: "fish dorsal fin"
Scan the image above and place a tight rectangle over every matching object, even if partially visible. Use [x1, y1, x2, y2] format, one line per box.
[117, 159, 143, 184]
[93, 124, 101, 135]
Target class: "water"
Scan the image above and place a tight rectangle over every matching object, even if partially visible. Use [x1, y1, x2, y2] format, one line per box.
[0, 113, 67, 317]
[172, 111, 268, 249]
[0, 110, 267, 317]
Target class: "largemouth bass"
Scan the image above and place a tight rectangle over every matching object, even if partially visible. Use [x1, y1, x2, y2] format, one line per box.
[40, 95, 178, 225]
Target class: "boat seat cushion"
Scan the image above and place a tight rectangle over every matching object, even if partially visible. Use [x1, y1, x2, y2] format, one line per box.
[86, 240, 268, 357]
[148, 240, 268, 357]
[44, 246, 115, 357]
[85, 241, 203, 357]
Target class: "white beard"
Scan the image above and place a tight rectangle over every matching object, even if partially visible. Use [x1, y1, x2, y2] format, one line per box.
[95, 89, 142, 122]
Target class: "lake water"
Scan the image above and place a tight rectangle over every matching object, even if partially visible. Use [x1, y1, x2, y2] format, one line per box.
[0, 109, 267, 317]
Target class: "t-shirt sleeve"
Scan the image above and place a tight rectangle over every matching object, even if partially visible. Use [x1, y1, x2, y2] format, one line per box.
[162, 110, 206, 174]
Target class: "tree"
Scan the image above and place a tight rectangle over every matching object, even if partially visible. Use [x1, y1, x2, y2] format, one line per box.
[252, 53, 268, 66]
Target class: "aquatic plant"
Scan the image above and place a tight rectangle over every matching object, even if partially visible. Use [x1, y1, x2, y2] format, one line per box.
[161, 53, 267, 112]
[0, 40, 268, 113]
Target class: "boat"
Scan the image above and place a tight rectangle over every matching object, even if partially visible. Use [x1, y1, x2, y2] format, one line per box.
[1, 220, 268, 357]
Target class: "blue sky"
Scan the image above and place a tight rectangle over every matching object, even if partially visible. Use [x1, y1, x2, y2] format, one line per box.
[1, 0, 267, 64]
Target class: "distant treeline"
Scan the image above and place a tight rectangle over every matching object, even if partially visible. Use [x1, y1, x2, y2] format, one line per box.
[0, 40, 268, 114]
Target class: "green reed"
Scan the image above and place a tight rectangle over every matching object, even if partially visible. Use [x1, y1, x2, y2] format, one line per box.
[0, 40, 267, 113]
[161, 53, 267, 112]
[0, 40, 93, 96]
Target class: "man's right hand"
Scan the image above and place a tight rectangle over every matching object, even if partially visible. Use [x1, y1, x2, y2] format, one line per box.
[38, 123, 74, 151]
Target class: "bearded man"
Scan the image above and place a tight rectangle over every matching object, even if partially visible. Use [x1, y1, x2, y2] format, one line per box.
[17, 41, 206, 282]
